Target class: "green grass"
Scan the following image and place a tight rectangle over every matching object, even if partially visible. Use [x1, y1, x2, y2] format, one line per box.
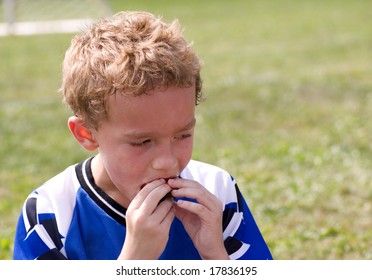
[1, 0, 371, 259]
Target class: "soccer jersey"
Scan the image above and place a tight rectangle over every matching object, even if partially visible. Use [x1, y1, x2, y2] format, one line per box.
[13, 157, 272, 260]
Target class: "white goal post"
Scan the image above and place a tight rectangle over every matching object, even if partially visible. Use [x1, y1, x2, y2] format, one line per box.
[0, 0, 113, 36]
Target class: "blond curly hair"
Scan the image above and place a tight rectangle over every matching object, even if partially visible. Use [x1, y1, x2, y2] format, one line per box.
[61, 11, 203, 128]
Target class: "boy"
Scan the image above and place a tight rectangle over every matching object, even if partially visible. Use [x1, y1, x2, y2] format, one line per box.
[13, 11, 272, 260]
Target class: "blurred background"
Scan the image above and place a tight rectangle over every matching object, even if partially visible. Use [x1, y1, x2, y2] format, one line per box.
[0, 0, 371, 259]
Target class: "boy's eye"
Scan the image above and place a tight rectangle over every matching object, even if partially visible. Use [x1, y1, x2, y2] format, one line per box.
[176, 134, 192, 140]
[129, 134, 192, 147]
[130, 139, 151, 147]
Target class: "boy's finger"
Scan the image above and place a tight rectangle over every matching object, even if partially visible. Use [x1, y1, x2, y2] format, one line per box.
[130, 179, 166, 208]
[168, 178, 220, 211]
[175, 199, 209, 219]
[139, 183, 173, 214]
[157, 200, 176, 225]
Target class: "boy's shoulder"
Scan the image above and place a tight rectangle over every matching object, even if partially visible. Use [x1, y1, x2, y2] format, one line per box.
[29, 163, 80, 213]
[35, 163, 78, 194]
[19, 163, 81, 240]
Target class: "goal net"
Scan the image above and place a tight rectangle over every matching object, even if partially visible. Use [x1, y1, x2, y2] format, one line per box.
[0, 0, 113, 36]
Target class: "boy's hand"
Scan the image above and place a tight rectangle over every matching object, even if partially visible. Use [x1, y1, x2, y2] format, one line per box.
[168, 178, 229, 260]
[118, 179, 175, 260]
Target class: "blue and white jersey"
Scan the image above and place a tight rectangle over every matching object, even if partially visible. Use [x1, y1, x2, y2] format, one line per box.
[13, 157, 272, 260]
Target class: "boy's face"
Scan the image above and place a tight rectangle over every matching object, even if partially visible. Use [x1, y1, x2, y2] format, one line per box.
[91, 86, 196, 206]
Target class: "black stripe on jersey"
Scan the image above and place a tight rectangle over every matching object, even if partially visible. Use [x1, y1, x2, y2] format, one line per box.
[25, 197, 38, 230]
[224, 236, 243, 256]
[75, 157, 127, 226]
[235, 184, 243, 213]
[37, 248, 67, 260]
[222, 208, 235, 232]
[222, 183, 244, 232]
[40, 216, 64, 250]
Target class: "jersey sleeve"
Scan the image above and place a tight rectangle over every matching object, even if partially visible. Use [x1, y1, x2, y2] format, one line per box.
[222, 179, 273, 260]
[13, 192, 67, 260]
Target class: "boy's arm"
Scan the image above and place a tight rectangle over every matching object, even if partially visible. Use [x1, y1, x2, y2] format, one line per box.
[222, 184, 273, 260]
[13, 195, 67, 260]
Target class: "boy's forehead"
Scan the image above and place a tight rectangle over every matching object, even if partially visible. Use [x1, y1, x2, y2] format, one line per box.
[104, 86, 196, 127]
[109, 86, 196, 108]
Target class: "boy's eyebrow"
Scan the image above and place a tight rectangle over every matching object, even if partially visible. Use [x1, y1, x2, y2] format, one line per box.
[177, 117, 196, 132]
[122, 118, 196, 139]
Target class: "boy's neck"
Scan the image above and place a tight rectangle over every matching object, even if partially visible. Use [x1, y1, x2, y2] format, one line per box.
[90, 154, 131, 208]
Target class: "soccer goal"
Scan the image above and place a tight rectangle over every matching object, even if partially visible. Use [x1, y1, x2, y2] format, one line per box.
[0, 0, 113, 36]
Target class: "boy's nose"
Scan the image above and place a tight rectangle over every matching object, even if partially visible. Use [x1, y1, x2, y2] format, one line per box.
[151, 143, 178, 174]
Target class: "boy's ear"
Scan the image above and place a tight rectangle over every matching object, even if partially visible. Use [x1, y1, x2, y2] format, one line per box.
[67, 116, 98, 151]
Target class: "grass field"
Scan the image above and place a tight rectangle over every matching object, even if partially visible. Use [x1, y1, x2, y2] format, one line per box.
[1, 0, 371, 259]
